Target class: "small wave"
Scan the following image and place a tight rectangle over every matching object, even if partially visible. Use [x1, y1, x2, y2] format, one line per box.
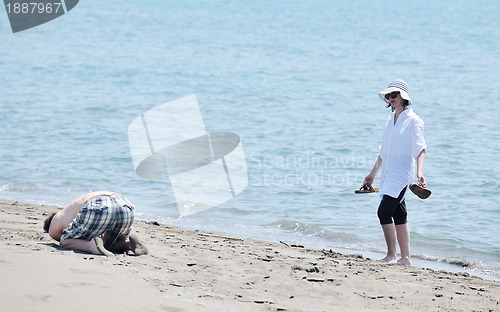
[411, 253, 472, 267]
[266, 219, 360, 243]
[267, 220, 323, 234]
[406, 253, 500, 281]
[444, 258, 473, 268]
[216, 206, 253, 216]
[0, 183, 12, 192]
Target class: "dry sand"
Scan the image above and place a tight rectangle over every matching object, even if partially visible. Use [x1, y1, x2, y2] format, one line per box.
[0, 200, 498, 312]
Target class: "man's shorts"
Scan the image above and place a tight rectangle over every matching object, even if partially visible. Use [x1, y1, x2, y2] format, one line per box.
[60, 193, 135, 248]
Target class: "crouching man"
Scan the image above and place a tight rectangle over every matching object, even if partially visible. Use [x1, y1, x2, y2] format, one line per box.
[44, 191, 148, 256]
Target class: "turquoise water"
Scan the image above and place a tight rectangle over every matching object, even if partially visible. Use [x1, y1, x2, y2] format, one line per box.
[1, 0, 499, 279]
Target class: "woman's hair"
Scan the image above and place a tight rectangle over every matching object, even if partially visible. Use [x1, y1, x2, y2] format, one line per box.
[43, 212, 57, 233]
[387, 99, 410, 111]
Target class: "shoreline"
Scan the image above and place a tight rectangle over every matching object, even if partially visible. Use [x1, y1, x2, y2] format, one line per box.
[0, 198, 500, 282]
[1, 199, 499, 311]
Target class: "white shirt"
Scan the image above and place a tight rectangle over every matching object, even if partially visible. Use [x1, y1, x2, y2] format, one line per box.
[379, 108, 427, 198]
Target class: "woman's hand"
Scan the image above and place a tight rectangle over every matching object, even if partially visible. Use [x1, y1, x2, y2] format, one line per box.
[416, 150, 427, 188]
[362, 174, 375, 186]
[417, 175, 427, 188]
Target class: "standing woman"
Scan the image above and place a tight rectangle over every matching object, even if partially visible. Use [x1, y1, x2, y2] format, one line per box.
[363, 79, 427, 266]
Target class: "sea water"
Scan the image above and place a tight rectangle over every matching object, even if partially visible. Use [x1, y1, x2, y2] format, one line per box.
[1, 0, 499, 280]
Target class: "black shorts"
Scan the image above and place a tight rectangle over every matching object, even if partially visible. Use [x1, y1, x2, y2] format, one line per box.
[377, 186, 407, 225]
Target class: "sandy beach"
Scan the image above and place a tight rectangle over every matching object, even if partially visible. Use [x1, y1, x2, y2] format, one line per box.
[0, 200, 498, 312]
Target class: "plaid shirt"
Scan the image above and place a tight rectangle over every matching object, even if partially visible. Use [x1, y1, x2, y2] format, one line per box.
[60, 193, 135, 248]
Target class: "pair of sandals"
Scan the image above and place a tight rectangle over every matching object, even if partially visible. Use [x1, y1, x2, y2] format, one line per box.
[355, 182, 431, 200]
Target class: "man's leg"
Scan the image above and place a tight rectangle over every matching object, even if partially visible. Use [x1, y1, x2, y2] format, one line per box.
[129, 233, 149, 256]
[94, 237, 115, 257]
[58, 195, 113, 255]
[107, 237, 130, 254]
[60, 238, 101, 255]
[106, 234, 148, 256]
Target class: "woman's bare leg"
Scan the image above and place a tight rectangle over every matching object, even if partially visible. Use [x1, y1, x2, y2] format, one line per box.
[396, 223, 411, 265]
[380, 223, 397, 263]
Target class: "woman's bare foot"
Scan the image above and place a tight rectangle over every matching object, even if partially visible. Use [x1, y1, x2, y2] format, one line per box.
[397, 257, 412, 266]
[378, 255, 397, 264]
[129, 233, 149, 256]
[94, 237, 114, 257]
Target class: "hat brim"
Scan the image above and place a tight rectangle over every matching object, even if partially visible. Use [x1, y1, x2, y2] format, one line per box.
[379, 87, 412, 105]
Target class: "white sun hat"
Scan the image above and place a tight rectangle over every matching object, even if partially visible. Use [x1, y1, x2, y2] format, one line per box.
[378, 79, 412, 105]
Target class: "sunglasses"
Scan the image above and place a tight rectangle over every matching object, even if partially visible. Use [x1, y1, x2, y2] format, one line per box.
[385, 91, 400, 100]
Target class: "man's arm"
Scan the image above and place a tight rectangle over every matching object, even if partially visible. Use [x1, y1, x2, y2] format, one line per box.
[48, 196, 87, 241]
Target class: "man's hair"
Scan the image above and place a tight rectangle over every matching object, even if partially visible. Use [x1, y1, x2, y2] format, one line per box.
[43, 212, 57, 233]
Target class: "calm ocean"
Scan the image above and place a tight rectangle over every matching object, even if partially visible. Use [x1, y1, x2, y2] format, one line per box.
[1, 0, 499, 280]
